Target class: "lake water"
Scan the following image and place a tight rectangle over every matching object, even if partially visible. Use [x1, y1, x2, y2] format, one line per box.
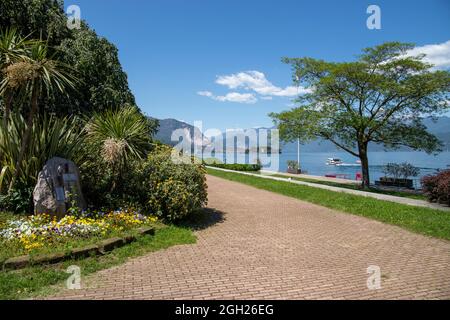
[203, 151, 450, 187]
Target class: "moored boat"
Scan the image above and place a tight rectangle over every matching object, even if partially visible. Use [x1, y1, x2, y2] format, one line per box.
[326, 158, 343, 165]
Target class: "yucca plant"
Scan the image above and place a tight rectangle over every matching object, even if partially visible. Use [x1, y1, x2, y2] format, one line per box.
[0, 113, 85, 194]
[84, 105, 152, 191]
[0, 28, 35, 129]
[4, 40, 78, 192]
[85, 105, 152, 166]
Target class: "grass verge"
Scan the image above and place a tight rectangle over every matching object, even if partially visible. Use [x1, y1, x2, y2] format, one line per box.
[0, 225, 195, 300]
[268, 173, 426, 200]
[207, 168, 450, 241]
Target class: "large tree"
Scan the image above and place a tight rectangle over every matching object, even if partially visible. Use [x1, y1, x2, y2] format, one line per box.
[0, 0, 136, 116]
[270, 42, 450, 188]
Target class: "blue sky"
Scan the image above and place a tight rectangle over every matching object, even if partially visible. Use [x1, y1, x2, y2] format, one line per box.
[67, 0, 450, 130]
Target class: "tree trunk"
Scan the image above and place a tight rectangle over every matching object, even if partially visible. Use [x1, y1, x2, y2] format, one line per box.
[359, 143, 370, 189]
[2, 91, 12, 129]
[8, 87, 39, 193]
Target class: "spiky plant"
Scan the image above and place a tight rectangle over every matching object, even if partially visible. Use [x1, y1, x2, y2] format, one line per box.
[0, 28, 34, 129]
[85, 105, 152, 189]
[0, 113, 85, 194]
[6, 40, 78, 192]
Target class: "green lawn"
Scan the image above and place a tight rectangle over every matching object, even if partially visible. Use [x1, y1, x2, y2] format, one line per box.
[0, 225, 196, 300]
[268, 173, 426, 200]
[207, 168, 450, 241]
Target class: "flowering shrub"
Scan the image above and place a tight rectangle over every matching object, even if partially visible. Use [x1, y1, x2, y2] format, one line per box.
[128, 145, 208, 221]
[0, 209, 157, 252]
[149, 178, 193, 221]
[79, 144, 207, 221]
[421, 170, 450, 206]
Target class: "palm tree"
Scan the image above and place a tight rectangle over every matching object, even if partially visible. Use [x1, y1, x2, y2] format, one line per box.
[86, 105, 152, 166]
[0, 28, 33, 129]
[85, 105, 152, 191]
[6, 40, 78, 192]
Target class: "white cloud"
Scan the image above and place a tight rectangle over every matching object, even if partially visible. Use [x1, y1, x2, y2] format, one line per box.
[197, 91, 257, 104]
[215, 70, 310, 97]
[407, 40, 450, 69]
[197, 91, 214, 98]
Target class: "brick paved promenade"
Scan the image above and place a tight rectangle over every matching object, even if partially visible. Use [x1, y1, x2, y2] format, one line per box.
[50, 175, 450, 300]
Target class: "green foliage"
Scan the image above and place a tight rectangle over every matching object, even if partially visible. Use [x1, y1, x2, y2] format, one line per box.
[0, 185, 33, 213]
[81, 145, 208, 221]
[0, 0, 69, 47]
[139, 146, 208, 221]
[287, 160, 299, 171]
[202, 157, 223, 165]
[206, 162, 262, 172]
[149, 178, 194, 221]
[271, 42, 450, 187]
[421, 170, 450, 206]
[0, 0, 136, 116]
[1, 36, 79, 192]
[0, 113, 84, 197]
[85, 105, 153, 170]
[383, 162, 420, 179]
[56, 28, 136, 115]
[81, 105, 155, 207]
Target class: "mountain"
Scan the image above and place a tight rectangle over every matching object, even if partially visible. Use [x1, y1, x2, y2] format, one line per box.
[281, 116, 450, 153]
[152, 118, 211, 147]
[153, 116, 450, 152]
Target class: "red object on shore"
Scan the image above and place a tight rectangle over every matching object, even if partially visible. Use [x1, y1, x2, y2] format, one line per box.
[355, 172, 362, 181]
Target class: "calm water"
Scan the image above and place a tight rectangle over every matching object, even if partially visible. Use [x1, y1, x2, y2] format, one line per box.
[203, 151, 450, 186]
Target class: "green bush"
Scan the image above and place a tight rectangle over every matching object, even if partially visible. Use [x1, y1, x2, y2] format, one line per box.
[83, 145, 208, 221]
[136, 145, 208, 221]
[206, 162, 262, 172]
[0, 184, 33, 213]
[0, 114, 84, 192]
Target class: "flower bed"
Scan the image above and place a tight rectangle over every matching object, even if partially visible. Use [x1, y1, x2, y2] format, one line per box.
[0, 209, 157, 260]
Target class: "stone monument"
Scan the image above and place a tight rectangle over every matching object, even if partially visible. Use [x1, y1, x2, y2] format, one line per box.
[33, 157, 86, 218]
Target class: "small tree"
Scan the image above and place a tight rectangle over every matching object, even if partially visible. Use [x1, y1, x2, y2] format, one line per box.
[6, 40, 77, 192]
[84, 105, 152, 193]
[383, 163, 401, 179]
[399, 162, 420, 180]
[287, 160, 299, 171]
[0, 28, 33, 129]
[270, 42, 450, 189]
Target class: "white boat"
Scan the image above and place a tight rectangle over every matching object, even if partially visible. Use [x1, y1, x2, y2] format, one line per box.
[326, 158, 343, 165]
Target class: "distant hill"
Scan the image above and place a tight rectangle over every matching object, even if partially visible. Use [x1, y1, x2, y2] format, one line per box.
[151, 118, 210, 147]
[282, 116, 450, 153]
[153, 116, 450, 152]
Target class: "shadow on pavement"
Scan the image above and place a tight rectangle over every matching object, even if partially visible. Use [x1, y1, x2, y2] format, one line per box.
[178, 207, 226, 231]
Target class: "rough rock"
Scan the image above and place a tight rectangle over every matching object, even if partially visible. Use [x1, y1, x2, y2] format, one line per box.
[33, 157, 86, 218]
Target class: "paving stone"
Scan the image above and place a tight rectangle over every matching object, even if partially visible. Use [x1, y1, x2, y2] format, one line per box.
[46, 175, 450, 300]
